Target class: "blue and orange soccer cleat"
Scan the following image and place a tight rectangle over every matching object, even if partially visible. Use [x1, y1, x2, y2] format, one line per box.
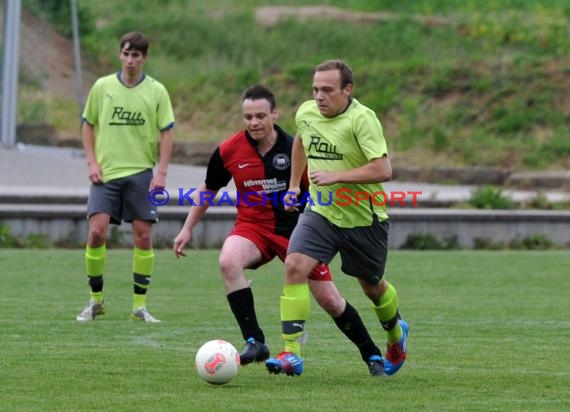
[384, 319, 409, 376]
[265, 351, 304, 376]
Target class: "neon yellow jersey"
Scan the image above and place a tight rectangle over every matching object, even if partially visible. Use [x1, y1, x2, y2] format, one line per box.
[295, 98, 389, 228]
[82, 73, 175, 182]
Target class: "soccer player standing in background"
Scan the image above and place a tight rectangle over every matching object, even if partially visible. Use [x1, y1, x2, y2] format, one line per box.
[173, 85, 387, 375]
[266, 59, 408, 376]
[76, 31, 175, 322]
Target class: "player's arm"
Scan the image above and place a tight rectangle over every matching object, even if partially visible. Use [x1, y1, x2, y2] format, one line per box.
[310, 155, 392, 186]
[82, 120, 102, 184]
[284, 135, 307, 210]
[174, 146, 229, 258]
[151, 127, 174, 190]
[173, 182, 218, 258]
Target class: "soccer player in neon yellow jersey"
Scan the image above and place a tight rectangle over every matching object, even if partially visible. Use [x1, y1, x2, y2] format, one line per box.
[76, 32, 175, 323]
[266, 59, 408, 376]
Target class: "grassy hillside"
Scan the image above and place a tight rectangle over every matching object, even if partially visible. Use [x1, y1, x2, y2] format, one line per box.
[22, 0, 570, 170]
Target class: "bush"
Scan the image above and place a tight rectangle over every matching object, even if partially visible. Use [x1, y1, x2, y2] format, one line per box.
[0, 224, 51, 248]
[473, 237, 506, 250]
[400, 233, 459, 250]
[524, 193, 554, 210]
[468, 186, 514, 209]
[510, 235, 553, 250]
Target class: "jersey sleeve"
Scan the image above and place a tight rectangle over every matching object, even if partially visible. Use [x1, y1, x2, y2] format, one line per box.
[294, 100, 312, 137]
[204, 147, 232, 190]
[354, 109, 388, 160]
[82, 80, 100, 126]
[156, 83, 175, 131]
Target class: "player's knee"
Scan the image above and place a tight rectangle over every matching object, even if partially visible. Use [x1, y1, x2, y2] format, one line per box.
[284, 254, 304, 276]
[316, 296, 336, 314]
[315, 293, 344, 316]
[361, 278, 387, 304]
[218, 258, 233, 276]
[134, 231, 152, 249]
[88, 226, 107, 245]
[311, 282, 345, 316]
[218, 255, 241, 278]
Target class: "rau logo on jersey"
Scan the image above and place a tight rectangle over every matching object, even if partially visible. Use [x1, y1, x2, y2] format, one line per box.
[109, 106, 146, 126]
[307, 135, 343, 160]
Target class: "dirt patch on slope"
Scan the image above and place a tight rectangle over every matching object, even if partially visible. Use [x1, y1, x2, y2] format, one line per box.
[18, 8, 98, 99]
[255, 5, 451, 28]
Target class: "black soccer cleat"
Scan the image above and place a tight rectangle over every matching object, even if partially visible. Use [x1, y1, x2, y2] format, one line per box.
[367, 355, 385, 377]
[239, 337, 270, 365]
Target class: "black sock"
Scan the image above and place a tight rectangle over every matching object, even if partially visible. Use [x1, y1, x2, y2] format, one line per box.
[333, 301, 382, 362]
[227, 287, 264, 343]
[88, 275, 103, 293]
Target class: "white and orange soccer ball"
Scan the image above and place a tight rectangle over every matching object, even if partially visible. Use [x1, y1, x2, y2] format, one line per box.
[195, 339, 240, 385]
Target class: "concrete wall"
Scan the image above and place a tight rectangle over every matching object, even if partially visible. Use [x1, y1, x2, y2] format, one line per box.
[2, 204, 569, 249]
[389, 208, 570, 248]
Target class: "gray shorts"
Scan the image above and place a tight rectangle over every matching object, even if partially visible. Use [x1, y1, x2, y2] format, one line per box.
[87, 169, 158, 225]
[287, 209, 389, 285]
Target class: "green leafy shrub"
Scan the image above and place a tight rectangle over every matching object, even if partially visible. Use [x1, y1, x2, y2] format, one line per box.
[0, 224, 17, 248]
[0, 224, 51, 248]
[468, 186, 514, 209]
[525, 193, 554, 210]
[400, 233, 459, 250]
[510, 235, 553, 250]
[473, 237, 506, 250]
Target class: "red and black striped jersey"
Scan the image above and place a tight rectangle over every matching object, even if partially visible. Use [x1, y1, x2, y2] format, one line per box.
[205, 125, 307, 237]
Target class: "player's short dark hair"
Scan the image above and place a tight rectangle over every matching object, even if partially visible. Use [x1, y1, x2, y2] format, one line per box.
[241, 84, 277, 111]
[120, 32, 149, 56]
[315, 59, 353, 89]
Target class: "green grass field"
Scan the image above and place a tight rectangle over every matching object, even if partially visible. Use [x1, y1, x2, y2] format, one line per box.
[1, 249, 568, 411]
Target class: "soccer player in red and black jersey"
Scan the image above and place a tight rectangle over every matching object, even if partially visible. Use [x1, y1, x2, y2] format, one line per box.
[173, 85, 385, 375]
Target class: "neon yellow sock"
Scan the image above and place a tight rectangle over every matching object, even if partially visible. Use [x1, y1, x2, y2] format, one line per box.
[90, 291, 103, 304]
[132, 247, 155, 275]
[372, 282, 402, 343]
[85, 245, 106, 276]
[133, 294, 146, 310]
[132, 248, 154, 310]
[85, 245, 105, 303]
[281, 284, 310, 356]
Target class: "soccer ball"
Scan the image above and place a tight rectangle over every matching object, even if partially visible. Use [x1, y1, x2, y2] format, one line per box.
[195, 339, 240, 385]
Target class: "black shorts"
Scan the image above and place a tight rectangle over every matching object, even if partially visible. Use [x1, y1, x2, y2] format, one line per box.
[287, 209, 389, 285]
[87, 169, 158, 225]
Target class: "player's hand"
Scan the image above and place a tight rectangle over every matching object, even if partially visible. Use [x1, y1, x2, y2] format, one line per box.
[150, 174, 167, 191]
[173, 230, 191, 258]
[283, 187, 301, 212]
[309, 170, 337, 186]
[87, 162, 103, 184]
